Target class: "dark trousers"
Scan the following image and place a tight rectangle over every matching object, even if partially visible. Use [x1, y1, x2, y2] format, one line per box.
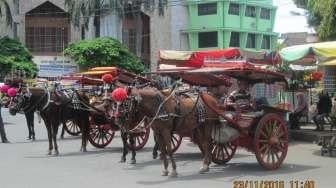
[25, 111, 35, 139]
[313, 113, 327, 130]
[0, 106, 8, 142]
[289, 111, 303, 129]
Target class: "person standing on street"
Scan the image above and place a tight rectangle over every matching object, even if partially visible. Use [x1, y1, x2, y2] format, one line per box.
[0, 94, 9, 143]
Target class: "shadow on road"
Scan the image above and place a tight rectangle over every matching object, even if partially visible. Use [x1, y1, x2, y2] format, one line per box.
[24, 146, 156, 158]
[127, 152, 251, 171]
[136, 162, 319, 186]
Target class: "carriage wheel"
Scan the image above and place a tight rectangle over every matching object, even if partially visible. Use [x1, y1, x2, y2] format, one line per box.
[127, 127, 151, 151]
[88, 123, 115, 148]
[254, 113, 288, 170]
[64, 120, 81, 136]
[171, 133, 182, 153]
[211, 140, 238, 165]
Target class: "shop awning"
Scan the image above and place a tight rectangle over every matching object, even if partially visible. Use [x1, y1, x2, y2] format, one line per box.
[280, 41, 336, 64]
[318, 58, 336, 66]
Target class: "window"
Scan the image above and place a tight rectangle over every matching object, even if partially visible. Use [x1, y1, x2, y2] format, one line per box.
[229, 32, 240, 47]
[260, 8, 270, 19]
[25, 27, 68, 53]
[198, 31, 218, 48]
[229, 3, 240, 15]
[245, 6, 256, 17]
[122, 29, 137, 54]
[261, 35, 271, 49]
[13, 22, 19, 39]
[81, 25, 85, 40]
[246, 33, 256, 48]
[198, 3, 217, 16]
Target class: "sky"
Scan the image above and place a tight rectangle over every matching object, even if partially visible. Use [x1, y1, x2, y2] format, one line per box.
[273, 0, 315, 34]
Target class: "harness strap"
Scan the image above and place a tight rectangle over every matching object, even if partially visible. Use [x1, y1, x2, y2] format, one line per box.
[41, 90, 50, 111]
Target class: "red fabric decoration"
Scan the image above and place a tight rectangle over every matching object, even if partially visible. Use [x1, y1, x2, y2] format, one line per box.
[111, 87, 128, 102]
[183, 48, 241, 68]
[312, 71, 322, 81]
[102, 74, 114, 83]
[7, 88, 17, 97]
[0, 84, 9, 93]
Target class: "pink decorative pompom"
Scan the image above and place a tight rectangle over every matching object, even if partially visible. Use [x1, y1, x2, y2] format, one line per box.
[102, 74, 114, 84]
[0, 84, 9, 93]
[111, 87, 128, 102]
[7, 88, 17, 97]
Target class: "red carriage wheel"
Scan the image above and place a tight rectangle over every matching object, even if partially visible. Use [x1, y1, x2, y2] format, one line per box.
[64, 120, 81, 136]
[127, 127, 151, 151]
[171, 133, 182, 153]
[88, 123, 115, 148]
[211, 139, 238, 165]
[254, 113, 288, 170]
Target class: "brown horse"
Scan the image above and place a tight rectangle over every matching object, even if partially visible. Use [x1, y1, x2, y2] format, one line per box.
[9, 87, 91, 155]
[115, 86, 219, 176]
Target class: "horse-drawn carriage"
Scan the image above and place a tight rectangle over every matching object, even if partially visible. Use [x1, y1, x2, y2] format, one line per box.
[61, 67, 156, 152]
[132, 49, 290, 171]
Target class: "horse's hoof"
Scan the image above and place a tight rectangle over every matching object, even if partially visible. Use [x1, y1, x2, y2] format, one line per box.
[199, 167, 209, 174]
[47, 151, 52, 155]
[130, 159, 136, 164]
[120, 158, 126, 163]
[54, 150, 59, 156]
[161, 170, 169, 176]
[153, 152, 158, 159]
[170, 170, 178, 178]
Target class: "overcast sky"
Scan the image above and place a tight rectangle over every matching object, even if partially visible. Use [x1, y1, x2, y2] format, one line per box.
[273, 0, 315, 34]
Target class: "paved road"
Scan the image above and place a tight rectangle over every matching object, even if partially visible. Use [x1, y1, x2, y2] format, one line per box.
[0, 108, 334, 188]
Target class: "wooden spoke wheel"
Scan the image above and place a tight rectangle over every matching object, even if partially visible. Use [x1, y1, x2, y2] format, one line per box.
[254, 113, 288, 170]
[211, 140, 238, 165]
[64, 120, 81, 136]
[127, 127, 151, 151]
[88, 123, 115, 148]
[171, 133, 182, 153]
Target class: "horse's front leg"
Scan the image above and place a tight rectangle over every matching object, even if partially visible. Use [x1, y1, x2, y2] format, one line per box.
[129, 135, 136, 164]
[155, 133, 169, 176]
[60, 122, 65, 139]
[120, 130, 128, 163]
[152, 135, 160, 159]
[80, 117, 88, 152]
[52, 122, 59, 156]
[163, 130, 177, 177]
[45, 122, 53, 155]
[198, 127, 211, 174]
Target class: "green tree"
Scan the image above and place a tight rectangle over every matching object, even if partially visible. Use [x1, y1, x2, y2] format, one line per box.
[0, 0, 12, 26]
[0, 37, 37, 79]
[293, 0, 336, 40]
[64, 37, 146, 74]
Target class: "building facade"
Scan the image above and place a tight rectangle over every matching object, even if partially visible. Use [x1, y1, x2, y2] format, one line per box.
[100, 2, 189, 71]
[0, 0, 96, 78]
[184, 0, 277, 50]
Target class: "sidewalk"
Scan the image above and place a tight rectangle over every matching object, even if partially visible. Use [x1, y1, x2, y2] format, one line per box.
[289, 123, 336, 143]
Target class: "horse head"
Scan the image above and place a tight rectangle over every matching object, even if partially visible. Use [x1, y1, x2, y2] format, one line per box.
[8, 87, 32, 115]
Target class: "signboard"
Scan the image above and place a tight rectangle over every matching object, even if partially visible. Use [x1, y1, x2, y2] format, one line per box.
[34, 56, 79, 78]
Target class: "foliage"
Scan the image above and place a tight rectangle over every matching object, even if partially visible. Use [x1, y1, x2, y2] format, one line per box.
[65, 0, 168, 28]
[0, 37, 37, 79]
[0, 0, 12, 26]
[64, 37, 146, 74]
[293, 0, 336, 40]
